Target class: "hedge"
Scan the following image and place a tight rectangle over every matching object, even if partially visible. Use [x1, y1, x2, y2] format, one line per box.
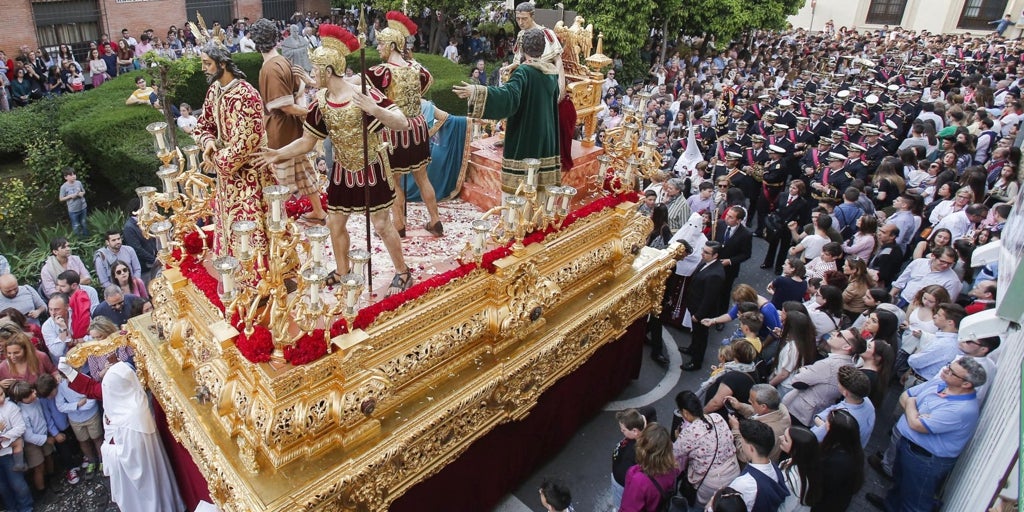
[0, 50, 476, 199]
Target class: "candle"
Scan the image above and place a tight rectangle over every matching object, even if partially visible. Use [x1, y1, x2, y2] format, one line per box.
[546, 193, 557, 213]
[271, 199, 281, 223]
[345, 279, 358, 308]
[526, 167, 535, 186]
[508, 206, 518, 227]
[156, 134, 166, 151]
[561, 193, 571, 211]
[222, 271, 235, 296]
[239, 232, 250, 258]
[309, 280, 320, 306]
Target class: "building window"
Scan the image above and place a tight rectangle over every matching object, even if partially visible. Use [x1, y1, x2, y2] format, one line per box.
[262, 0, 297, 24]
[958, 0, 1009, 30]
[185, 0, 233, 31]
[32, 0, 101, 61]
[865, 0, 908, 26]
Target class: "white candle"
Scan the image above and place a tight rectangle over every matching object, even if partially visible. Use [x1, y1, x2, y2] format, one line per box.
[345, 280, 358, 308]
[271, 199, 281, 223]
[222, 272, 234, 295]
[155, 133, 166, 151]
[162, 177, 175, 195]
[561, 193, 571, 211]
[508, 207, 518, 226]
[240, 232, 250, 257]
[472, 233, 482, 251]
[526, 167, 536, 186]
[309, 280, 320, 306]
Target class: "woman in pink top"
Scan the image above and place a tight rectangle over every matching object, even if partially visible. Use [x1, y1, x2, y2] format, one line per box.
[842, 214, 877, 261]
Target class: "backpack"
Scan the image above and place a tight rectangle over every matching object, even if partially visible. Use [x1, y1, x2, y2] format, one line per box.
[833, 203, 862, 241]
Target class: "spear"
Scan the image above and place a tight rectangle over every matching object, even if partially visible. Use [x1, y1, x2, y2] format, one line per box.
[358, 5, 373, 293]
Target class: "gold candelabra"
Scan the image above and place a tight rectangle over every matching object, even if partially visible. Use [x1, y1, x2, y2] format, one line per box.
[463, 158, 577, 260]
[595, 98, 664, 195]
[141, 123, 363, 361]
[140, 122, 214, 264]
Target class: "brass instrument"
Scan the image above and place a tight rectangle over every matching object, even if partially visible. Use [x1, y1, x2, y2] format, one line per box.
[744, 163, 765, 182]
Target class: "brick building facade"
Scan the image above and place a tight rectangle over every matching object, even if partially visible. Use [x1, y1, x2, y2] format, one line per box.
[0, 0, 330, 59]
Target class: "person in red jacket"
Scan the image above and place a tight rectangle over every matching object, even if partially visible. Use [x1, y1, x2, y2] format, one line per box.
[54, 271, 92, 340]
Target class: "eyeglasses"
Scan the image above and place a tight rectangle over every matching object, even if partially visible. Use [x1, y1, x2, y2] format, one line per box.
[718, 184, 729, 188]
[115, 269, 128, 275]
[944, 363, 967, 381]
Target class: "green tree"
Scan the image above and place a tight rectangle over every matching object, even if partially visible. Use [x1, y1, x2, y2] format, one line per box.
[144, 52, 202, 149]
[673, 0, 804, 52]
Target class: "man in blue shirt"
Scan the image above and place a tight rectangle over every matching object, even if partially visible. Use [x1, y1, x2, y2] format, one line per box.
[905, 303, 967, 388]
[866, 357, 986, 512]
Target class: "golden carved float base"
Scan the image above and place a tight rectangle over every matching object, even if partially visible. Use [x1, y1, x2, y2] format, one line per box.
[118, 202, 681, 511]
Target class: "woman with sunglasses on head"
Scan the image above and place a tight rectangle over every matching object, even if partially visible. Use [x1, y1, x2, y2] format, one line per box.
[110, 260, 149, 301]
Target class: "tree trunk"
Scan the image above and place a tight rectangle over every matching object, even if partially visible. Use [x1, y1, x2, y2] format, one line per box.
[659, 18, 669, 65]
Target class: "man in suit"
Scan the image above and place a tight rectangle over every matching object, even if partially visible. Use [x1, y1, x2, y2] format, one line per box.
[680, 241, 726, 371]
[715, 206, 753, 313]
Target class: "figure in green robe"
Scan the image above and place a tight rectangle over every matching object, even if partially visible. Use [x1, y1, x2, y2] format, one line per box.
[454, 28, 560, 195]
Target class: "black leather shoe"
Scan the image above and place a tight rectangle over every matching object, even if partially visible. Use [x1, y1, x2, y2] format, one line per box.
[868, 454, 893, 480]
[651, 353, 669, 366]
[678, 346, 693, 355]
[865, 493, 886, 510]
[680, 361, 701, 371]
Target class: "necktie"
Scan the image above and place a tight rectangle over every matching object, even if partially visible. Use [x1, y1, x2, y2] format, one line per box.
[725, 226, 733, 242]
[787, 195, 795, 207]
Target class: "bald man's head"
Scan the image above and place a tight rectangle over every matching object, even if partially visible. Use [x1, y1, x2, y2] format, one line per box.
[0, 274, 19, 299]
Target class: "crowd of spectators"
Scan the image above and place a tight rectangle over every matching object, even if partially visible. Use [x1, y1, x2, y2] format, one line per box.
[1, 9, 1022, 511]
[610, 21, 1017, 512]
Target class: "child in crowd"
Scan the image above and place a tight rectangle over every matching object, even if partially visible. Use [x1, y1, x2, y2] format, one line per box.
[9, 380, 60, 493]
[805, 242, 844, 280]
[58, 166, 88, 237]
[810, 365, 875, 448]
[56, 368, 102, 479]
[611, 408, 654, 507]
[35, 373, 79, 484]
[803, 277, 823, 307]
[735, 311, 765, 353]
[0, 388, 27, 472]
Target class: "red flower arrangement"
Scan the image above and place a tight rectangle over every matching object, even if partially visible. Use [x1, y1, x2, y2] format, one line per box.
[284, 194, 328, 219]
[182, 230, 206, 255]
[178, 254, 224, 311]
[235, 324, 274, 363]
[284, 329, 327, 365]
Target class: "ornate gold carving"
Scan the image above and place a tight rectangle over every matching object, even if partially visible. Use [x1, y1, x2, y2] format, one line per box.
[130, 203, 676, 511]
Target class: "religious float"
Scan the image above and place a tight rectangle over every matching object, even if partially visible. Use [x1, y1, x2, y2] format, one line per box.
[67, 14, 684, 512]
